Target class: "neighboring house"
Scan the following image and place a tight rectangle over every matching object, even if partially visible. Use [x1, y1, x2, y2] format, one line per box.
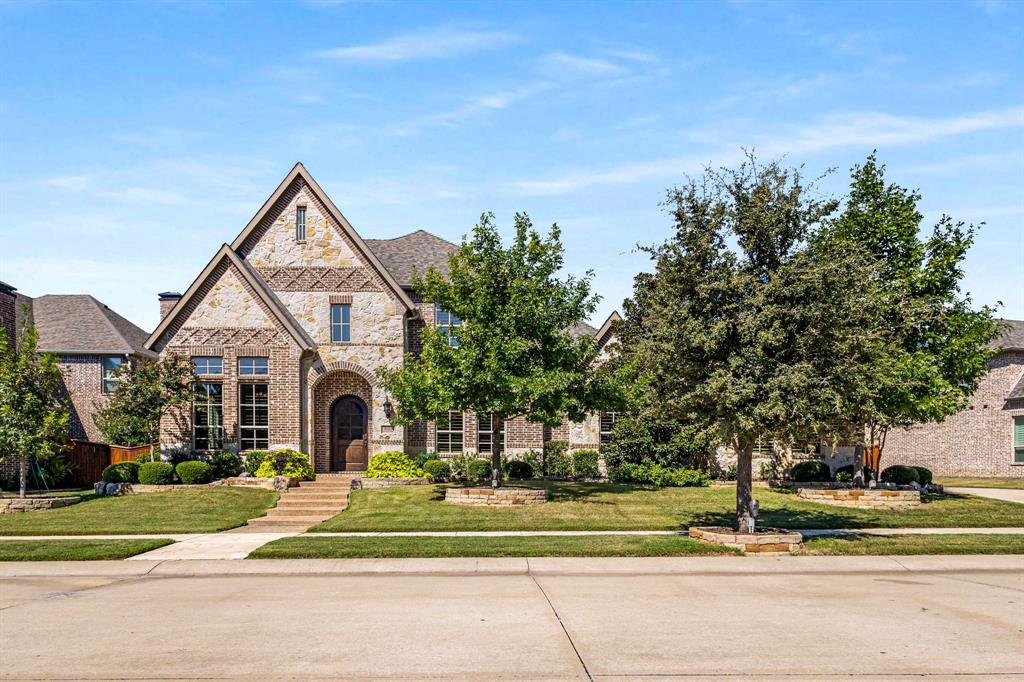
[146, 163, 619, 472]
[882, 319, 1024, 478]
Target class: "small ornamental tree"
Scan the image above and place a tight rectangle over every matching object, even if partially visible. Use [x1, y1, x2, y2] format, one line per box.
[93, 354, 195, 459]
[382, 212, 623, 488]
[0, 309, 70, 498]
[828, 153, 1001, 475]
[618, 156, 886, 530]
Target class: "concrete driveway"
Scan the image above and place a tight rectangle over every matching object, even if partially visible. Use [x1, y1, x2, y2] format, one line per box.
[946, 486, 1024, 504]
[1, 556, 1021, 679]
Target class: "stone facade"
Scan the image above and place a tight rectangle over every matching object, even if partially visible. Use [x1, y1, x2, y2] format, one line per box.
[797, 487, 921, 509]
[883, 351, 1024, 478]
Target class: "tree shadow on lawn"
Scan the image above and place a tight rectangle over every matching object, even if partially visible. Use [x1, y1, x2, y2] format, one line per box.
[428, 481, 661, 503]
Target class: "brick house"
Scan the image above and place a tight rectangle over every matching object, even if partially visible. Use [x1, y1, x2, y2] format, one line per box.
[146, 163, 619, 472]
[0, 281, 155, 485]
[882, 319, 1024, 478]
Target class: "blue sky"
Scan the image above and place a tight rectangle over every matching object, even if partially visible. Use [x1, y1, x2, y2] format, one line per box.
[1, 0, 1021, 332]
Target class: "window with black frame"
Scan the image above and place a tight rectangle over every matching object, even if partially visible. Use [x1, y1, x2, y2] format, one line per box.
[193, 382, 223, 450]
[239, 383, 269, 450]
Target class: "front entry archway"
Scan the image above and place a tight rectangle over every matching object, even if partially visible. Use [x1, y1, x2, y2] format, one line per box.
[331, 395, 368, 471]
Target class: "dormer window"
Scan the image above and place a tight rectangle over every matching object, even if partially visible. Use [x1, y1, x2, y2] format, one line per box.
[296, 205, 307, 242]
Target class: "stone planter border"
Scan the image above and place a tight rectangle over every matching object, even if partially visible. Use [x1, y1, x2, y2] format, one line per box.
[797, 487, 921, 509]
[444, 486, 548, 506]
[221, 476, 297, 492]
[354, 477, 431, 489]
[689, 526, 803, 554]
[0, 496, 81, 514]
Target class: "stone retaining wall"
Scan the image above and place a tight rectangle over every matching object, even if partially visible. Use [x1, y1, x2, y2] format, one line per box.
[221, 476, 296, 492]
[797, 487, 921, 509]
[355, 477, 431, 489]
[689, 526, 803, 553]
[0, 496, 81, 514]
[445, 487, 548, 506]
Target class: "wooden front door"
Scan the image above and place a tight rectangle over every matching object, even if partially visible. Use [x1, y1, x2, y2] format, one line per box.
[331, 396, 368, 471]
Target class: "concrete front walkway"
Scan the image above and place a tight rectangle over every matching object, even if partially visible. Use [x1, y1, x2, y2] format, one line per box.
[946, 486, 1024, 504]
[1, 556, 1020, 679]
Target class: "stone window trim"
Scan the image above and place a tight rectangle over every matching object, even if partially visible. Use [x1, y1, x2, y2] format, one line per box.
[101, 356, 124, 395]
[296, 204, 307, 243]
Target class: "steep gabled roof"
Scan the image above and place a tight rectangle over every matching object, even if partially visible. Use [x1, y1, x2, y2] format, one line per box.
[1008, 374, 1024, 401]
[145, 244, 315, 352]
[230, 162, 417, 312]
[996, 319, 1024, 353]
[365, 230, 459, 288]
[31, 295, 155, 357]
[594, 311, 622, 351]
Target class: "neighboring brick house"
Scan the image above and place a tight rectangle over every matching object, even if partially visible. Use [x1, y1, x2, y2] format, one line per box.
[0, 282, 155, 448]
[145, 163, 620, 472]
[882, 319, 1024, 478]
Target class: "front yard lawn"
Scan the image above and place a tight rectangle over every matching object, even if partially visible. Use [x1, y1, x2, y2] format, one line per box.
[935, 478, 1024, 490]
[0, 487, 278, 535]
[0, 539, 173, 560]
[801, 533, 1024, 555]
[309, 482, 1024, 532]
[249, 534, 738, 558]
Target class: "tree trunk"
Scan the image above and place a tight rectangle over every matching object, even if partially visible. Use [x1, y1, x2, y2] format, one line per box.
[491, 414, 503, 489]
[853, 443, 865, 488]
[735, 438, 754, 532]
[18, 456, 28, 499]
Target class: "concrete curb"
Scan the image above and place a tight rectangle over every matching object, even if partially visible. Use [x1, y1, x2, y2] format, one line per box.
[1, 554, 1020, 578]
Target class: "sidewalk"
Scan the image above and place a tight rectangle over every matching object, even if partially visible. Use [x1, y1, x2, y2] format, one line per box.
[946, 486, 1024, 504]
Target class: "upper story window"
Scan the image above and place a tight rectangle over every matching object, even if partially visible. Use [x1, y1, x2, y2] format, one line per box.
[238, 357, 269, 376]
[193, 356, 223, 375]
[101, 356, 123, 394]
[296, 205, 307, 242]
[331, 303, 351, 343]
[599, 411, 621, 448]
[1014, 417, 1024, 464]
[436, 306, 463, 347]
[437, 411, 464, 454]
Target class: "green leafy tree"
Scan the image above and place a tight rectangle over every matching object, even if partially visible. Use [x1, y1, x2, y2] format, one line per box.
[382, 212, 623, 487]
[93, 354, 196, 459]
[0, 310, 70, 498]
[618, 156, 885, 529]
[829, 153, 1001, 474]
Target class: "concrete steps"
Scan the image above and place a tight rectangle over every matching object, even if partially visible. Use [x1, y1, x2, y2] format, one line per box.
[245, 475, 354, 529]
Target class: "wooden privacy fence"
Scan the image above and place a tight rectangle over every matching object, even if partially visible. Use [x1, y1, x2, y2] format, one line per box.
[63, 441, 156, 487]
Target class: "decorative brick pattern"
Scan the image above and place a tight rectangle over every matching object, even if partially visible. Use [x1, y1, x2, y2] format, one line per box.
[883, 352, 1024, 477]
[444, 486, 548, 506]
[797, 487, 921, 509]
[258, 266, 383, 292]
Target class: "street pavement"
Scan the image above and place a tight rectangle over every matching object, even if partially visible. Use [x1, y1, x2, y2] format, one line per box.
[0, 556, 1021, 679]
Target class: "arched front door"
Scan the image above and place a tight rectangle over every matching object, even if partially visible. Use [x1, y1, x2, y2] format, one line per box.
[331, 396, 368, 471]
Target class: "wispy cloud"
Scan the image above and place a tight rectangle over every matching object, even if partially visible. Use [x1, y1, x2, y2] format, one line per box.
[539, 52, 631, 79]
[974, 0, 1009, 14]
[387, 82, 555, 136]
[313, 27, 518, 62]
[507, 106, 1024, 196]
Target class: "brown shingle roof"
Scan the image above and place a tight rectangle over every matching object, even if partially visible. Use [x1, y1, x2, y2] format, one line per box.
[364, 230, 458, 288]
[570, 321, 598, 339]
[31, 295, 154, 357]
[1009, 374, 1024, 401]
[996, 319, 1024, 353]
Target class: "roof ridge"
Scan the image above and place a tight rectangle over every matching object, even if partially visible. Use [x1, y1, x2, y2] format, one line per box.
[85, 294, 135, 354]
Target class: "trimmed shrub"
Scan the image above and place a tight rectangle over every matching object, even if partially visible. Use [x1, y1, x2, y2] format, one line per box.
[543, 440, 572, 478]
[176, 460, 213, 484]
[135, 449, 162, 463]
[609, 462, 709, 487]
[138, 461, 174, 485]
[446, 453, 471, 480]
[467, 458, 493, 482]
[572, 450, 600, 479]
[881, 465, 920, 485]
[912, 466, 933, 486]
[253, 449, 315, 480]
[521, 450, 542, 476]
[101, 461, 139, 484]
[365, 451, 426, 479]
[505, 459, 534, 480]
[210, 451, 242, 479]
[834, 464, 876, 482]
[413, 452, 440, 469]
[422, 459, 451, 482]
[244, 450, 268, 476]
[790, 461, 832, 483]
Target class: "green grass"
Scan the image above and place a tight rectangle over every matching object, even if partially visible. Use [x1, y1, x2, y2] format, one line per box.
[248, 534, 739, 559]
[308, 481, 1024, 532]
[0, 487, 278, 535]
[0, 489, 95, 498]
[801, 533, 1024, 555]
[0, 539, 173, 560]
[936, 478, 1024, 490]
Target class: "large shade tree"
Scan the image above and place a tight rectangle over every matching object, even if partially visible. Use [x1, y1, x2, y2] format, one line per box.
[0, 311, 70, 498]
[93, 354, 196, 459]
[827, 153, 1000, 474]
[382, 212, 623, 487]
[617, 156, 886, 530]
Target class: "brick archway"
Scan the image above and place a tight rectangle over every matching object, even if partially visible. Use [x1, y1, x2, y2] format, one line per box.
[309, 360, 378, 390]
[312, 370, 373, 473]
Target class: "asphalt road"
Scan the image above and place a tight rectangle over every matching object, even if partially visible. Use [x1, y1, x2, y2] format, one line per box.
[1, 556, 1021, 680]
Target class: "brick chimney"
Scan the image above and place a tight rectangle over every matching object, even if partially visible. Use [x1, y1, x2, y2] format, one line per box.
[158, 291, 182, 321]
[0, 281, 16, 350]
